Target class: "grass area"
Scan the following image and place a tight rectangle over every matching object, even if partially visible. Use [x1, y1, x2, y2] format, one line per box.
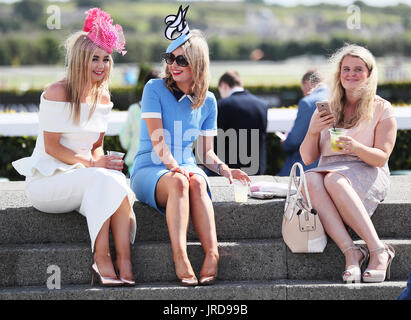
[0, 60, 316, 90]
[104, 2, 247, 34]
[1, 56, 411, 90]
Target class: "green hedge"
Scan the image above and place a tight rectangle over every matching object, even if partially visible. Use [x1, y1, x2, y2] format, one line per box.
[2, 81, 411, 110]
[0, 135, 128, 181]
[2, 131, 411, 181]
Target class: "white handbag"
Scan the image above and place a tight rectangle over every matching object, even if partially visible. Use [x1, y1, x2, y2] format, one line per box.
[281, 162, 327, 253]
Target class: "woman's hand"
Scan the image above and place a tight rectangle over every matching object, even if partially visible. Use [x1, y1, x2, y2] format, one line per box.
[219, 164, 251, 185]
[170, 166, 191, 181]
[308, 110, 336, 135]
[93, 155, 124, 171]
[336, 136, 361, 155]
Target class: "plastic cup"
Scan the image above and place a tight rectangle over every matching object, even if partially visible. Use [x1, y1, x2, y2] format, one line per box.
[329, 128, 347, 152]
[233, 180, 249, 203]
[107, 150, 125, 163]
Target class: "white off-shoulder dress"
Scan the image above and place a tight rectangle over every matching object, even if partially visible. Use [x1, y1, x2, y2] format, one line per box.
[12, 93, 137, 251]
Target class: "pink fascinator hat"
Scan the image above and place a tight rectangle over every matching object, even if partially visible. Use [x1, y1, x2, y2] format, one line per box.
[83, 8, 127, 56]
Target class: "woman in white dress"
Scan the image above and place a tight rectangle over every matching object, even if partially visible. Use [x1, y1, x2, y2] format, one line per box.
[12, 8, 136, 287]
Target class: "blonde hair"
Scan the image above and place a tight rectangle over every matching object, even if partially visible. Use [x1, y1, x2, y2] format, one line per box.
[164, 30, 210, 109]
[64, 31, 113, 124]
[327, 44, 378, 128]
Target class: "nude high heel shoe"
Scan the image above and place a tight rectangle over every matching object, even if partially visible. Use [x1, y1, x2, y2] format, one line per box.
[179, 276, 199, 287]
[199, 274, 217, 286]
[362, 245, 395, 283]
[199, 254, 219, 286]
[174, 258, 198, 287]
[113, 260, 136, 287]
[90, 262, 124, 287]
[342, 245, 369, 284]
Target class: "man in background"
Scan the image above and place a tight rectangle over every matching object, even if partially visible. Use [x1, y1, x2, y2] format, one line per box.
[278, 70, 328, 176]
[215, 71, 268, 175]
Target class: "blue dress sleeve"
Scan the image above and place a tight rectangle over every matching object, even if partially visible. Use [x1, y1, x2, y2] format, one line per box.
[141, 80, 162, 119]
[200, 94, 218, 136]
[282, 99, 312, 152]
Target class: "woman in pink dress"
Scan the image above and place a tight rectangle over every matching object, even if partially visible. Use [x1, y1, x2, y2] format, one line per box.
[300, 44, 397, 283]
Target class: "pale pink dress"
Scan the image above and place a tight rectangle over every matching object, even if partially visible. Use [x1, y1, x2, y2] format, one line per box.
[307, 96, 395, 217]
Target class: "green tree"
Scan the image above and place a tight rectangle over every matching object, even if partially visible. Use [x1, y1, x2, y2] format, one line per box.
[75, 0, 105, 7]
[37, 36, 62, 65]
[149, 16, 163, 33]
[13, 0, 44, 23]
[245, 0, 265, 4]
[0, 41, 11, 65]
[352, 1, 368, 9]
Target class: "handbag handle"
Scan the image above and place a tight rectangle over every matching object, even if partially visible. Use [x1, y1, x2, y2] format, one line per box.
[285, 162, 313, 210]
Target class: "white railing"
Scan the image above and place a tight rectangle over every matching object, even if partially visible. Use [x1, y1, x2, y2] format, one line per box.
[1, 107, 411, 137]
[267, 107, 411, 132]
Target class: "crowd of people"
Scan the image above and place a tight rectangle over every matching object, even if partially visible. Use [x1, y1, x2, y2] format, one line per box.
[10, 6, 409, 298]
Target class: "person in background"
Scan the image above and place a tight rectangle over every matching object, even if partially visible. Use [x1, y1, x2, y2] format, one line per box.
[216, 70, 268, 175]
[278, 70, 328, 176]
[397, 271, 411, 300]
[119, 69, 160, 174]
[300, 44, 397, 284]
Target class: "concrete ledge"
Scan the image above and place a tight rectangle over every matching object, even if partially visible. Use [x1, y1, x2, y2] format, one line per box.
[285, 280, 407, 300]
[1, 176, 410, 244]
[0, 240, 287, 287]
[0, 239, 409, 287]
[0, 280, 406, 300]
[285, 239, 411, 282]
[1, 175, 410, 300]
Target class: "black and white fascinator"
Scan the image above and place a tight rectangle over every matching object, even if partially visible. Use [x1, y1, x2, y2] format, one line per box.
[165, 5, 192, 53]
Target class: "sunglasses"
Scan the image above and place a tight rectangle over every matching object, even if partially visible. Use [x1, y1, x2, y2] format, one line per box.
[163, 53, 189, 67]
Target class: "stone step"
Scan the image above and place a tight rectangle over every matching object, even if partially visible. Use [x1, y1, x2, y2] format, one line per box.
[0, 240, 284, 287]
[1, 176, 410, 244]
[0, 239, 409, 287]
[0, 280, 406, 300]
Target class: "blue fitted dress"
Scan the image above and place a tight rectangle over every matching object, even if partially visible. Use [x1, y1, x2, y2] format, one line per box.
[130, 79, 218, 215]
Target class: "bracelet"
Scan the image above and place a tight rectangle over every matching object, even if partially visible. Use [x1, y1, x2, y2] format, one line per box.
[217, 163, 223, 176]
[90, 158, 94, 167]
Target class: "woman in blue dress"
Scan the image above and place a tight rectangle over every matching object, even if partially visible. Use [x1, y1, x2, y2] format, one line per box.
[130, 28, 250, 286]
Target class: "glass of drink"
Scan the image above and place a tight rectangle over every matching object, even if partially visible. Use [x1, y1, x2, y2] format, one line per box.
[233, 179, 249, 203]
[329, 128, 347, 152]
[107, 150, 125, 163]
